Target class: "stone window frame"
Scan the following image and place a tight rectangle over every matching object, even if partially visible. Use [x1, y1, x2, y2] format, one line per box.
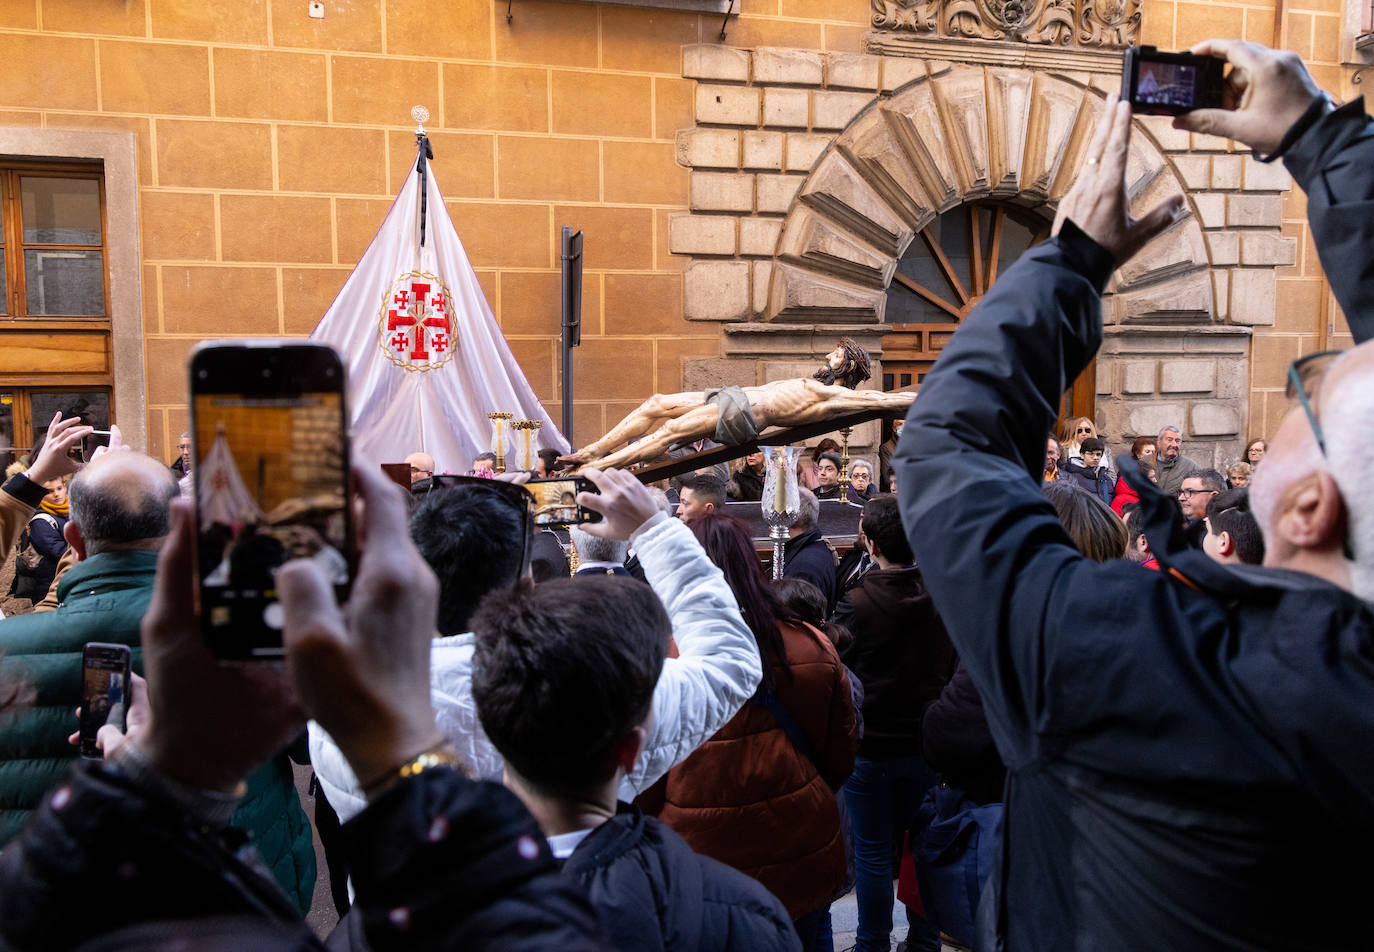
[0, 127, 146, 454]
[1342, 0, 1374, 64]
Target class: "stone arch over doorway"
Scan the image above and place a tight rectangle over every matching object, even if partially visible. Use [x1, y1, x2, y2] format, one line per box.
[673, 46, 1274, 466]
[764, 64, 1211, 329]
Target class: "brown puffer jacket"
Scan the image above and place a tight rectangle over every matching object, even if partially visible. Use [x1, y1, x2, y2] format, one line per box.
[638, 620, 858, 919]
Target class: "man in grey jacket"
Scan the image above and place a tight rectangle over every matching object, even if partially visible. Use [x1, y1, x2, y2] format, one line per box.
[309, 467, 762, 820]
[1153, 425, 1201, 496]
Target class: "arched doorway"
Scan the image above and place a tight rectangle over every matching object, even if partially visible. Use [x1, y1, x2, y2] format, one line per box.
[879, 201, 1095, 429]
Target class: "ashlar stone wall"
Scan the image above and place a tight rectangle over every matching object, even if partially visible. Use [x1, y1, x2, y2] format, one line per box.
[670, 40, 1296, 468]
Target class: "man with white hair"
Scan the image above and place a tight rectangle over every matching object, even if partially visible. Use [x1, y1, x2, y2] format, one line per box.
[1153, 425, 1200, 495]
[895, 42, 1374, 949]
[569, 524, 631, 577]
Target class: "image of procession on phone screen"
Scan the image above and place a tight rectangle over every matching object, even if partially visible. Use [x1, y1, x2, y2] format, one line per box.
[1136, 61, 1197, 109]
[194, 393, 349, 641]
[526, 477, 600, 527]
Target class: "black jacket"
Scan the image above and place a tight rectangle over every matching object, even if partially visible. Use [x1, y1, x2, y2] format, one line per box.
[0, 760, 605, 951]
[561, 807, 799, 952]
[1286, 96, 1374, 345]
[834, 565, 954, 760]
[780, 529, 836, 615]
[894, 221, 1374, 950]
[730, 467, 764, 502]
[1061, 460, 1111, 506]
[920, 664, 1004, 806]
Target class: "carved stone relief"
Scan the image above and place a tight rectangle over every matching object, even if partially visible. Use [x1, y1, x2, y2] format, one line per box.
[871, 0, 1140, 48]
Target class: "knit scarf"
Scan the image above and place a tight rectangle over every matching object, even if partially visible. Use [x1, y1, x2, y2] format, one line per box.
[40, 498, 68, 518]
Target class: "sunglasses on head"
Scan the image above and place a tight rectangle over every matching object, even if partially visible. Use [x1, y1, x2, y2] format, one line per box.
[410, 474, 535, 579]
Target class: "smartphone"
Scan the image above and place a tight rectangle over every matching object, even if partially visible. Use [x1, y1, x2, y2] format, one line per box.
[526, 476, 603, 527]
[80, 642, 131, 759]
[189, 341, 352, 660]
[1122, 46, 1226, 116]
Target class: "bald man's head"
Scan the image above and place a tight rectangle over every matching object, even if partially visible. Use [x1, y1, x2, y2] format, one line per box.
[68, 453, 180, 556]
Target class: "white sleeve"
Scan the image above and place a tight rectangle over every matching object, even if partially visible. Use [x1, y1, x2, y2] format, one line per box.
[307, 721, 368, 823]
[306, 637, 507, 826]
[618, 517, 761, 800]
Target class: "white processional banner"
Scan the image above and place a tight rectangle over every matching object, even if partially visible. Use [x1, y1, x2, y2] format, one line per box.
[310, 142, 567, 472]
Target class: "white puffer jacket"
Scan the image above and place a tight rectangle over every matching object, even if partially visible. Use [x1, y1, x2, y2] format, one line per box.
[309, 514, 762, 821]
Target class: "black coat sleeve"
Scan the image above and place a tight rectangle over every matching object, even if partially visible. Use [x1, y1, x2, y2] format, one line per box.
[1283, 97, 1374, 344]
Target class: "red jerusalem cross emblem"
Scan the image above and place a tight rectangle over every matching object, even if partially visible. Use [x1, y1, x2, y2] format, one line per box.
[376, 271, 457, 373]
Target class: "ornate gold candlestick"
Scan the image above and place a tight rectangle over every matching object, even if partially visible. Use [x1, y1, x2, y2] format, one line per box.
[512, 419, 542, 472]
[488, 412, 513, 474]
[837, 426, 853, 501]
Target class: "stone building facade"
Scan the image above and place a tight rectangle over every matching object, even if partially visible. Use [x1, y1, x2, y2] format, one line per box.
[0, 0, 1359, 469]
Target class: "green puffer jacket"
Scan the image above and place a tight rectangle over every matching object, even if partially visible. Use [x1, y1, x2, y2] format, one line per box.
[0, 550, 317, 913]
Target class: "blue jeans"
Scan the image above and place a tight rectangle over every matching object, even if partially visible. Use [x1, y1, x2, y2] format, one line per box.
[842, 755, 941, 952]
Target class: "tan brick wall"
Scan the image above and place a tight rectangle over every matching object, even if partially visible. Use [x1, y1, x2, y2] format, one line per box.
[0, 0, 1356, 458]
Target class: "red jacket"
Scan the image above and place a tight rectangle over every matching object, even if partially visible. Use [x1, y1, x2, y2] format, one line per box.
[1111, 474, 1139, 516]
[639, 621, 858, 918]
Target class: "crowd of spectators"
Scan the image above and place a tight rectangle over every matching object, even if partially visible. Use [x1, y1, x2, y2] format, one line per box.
[0, 38, 1370, 952]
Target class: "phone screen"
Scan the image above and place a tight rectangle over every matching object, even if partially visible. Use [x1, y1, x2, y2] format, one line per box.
[192, 346, 350, 659]
[527, 477, 601, 527]
[80, 645, 130, 758]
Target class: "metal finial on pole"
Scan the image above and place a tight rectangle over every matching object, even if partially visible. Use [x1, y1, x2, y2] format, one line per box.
[411, 104, 430, 136]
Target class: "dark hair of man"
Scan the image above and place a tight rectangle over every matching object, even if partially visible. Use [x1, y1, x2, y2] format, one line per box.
[772, 576, 853, 652]
[1130, 435, 1155, 459]
[1079, 436, 1104, 454]
[1194, 469, 1226, 494]
[1206, 487, 1265, 565]
[410, 484, 530, 635]
[470, 576, 668, 799]
[537, 448, 560, 473]
[860, 494, 913, 565]
[818, 451, 843, 471]
[68, 465, 179, 555]
[1042, 482, 1128, 563]
[475, 452, 496, 463]
[678, 472, 726, 511]
[690, 513, 808, 695]
[812, 438, 841, 460]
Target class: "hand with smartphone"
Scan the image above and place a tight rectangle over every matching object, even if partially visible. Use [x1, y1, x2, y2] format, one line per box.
[189, 341, 353, 661]
[574, 468, 668, 541]
[78, 643, 132, 759]
[1168, 40, 1324, 156]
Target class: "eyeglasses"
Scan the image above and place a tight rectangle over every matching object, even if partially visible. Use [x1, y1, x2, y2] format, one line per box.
[1286, 350, 1342, 456]
[410, 474, 535, 578]
[1076, 426, 1093, 434]
[1178, 488, 1217, 498]
[409, 466, 433, 476]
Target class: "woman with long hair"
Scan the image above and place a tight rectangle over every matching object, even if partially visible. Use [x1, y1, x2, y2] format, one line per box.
[640, 513, 858, 949]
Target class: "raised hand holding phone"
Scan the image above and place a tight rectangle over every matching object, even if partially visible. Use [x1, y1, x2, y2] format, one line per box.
[1170, 40, 1323, 155]
[576, 468, 667, 541]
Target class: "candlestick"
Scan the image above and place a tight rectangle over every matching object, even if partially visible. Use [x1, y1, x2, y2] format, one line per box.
[761, 445, 800, 580]
[488, 412, 513, 474]
[512, 419, 542, 471]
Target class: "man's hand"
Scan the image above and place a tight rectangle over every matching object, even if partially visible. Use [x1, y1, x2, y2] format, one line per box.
[278, 464, 445, 793]
[25, 413, 94, 486]
[133, 500, 305, 793]
[1172, 40, 1321, 156]
[1053, 94, 1184, 265]
[87, 423, 131, 464]
[577, 467, 666, 541]
[69, 673, 151, 759]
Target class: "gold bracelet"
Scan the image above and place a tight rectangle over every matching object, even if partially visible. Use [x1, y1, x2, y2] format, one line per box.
[362, 746, 470, 799]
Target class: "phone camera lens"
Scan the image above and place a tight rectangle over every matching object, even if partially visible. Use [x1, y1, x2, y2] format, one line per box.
[261, 368, 272, 378]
